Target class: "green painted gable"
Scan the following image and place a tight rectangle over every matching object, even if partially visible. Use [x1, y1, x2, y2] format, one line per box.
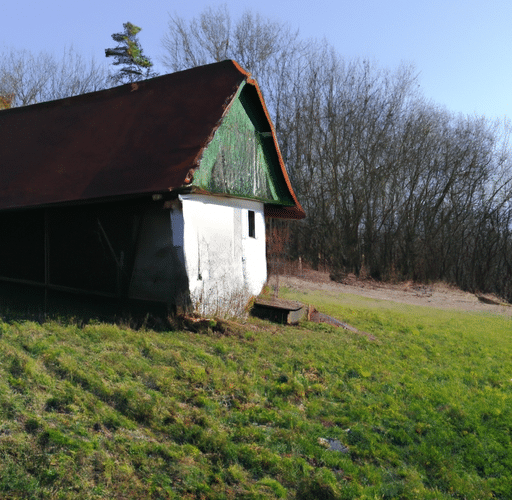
[192, 82, 295, 206]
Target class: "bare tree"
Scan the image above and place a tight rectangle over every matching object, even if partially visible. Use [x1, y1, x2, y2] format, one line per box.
[51, 47, 110, 99]
[0, 49, 54, 106]
[161, 5, 303, 121]
[161, 5, 232, 71]
[162, 5, 298, 74]
[0, 47, 109, 108]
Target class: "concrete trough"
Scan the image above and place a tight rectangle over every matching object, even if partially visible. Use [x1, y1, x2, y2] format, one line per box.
[251, 297, 307, 324]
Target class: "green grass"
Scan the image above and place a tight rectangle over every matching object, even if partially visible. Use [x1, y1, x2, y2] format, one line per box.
[0, 288, 511, 499]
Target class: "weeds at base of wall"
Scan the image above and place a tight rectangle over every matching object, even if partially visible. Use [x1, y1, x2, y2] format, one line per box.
[191, 283, 253, 319]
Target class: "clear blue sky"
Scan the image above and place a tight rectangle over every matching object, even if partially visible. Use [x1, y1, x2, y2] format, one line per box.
[3, 0, 512, 120]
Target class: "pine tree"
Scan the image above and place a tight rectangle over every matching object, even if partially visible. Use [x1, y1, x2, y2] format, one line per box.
[105, 22, 156, 85]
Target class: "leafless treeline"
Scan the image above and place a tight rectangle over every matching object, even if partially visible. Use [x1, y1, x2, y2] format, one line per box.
[164, 6, 512, 299]
[280, 49, 512, 299]
[0, 47, 109, 107]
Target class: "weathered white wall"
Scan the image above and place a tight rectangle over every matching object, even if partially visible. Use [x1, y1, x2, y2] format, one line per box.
[179, 194, 266, 315]
[128, 195, 266, 315]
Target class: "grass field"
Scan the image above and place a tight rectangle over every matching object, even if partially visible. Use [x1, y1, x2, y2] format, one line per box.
[0, 287, 511, 499]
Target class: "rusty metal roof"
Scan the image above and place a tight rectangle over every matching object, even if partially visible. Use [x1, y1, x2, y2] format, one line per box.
[0, 60, 304, 219]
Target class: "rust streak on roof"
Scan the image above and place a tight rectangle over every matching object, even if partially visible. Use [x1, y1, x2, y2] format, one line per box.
[0, 60, 305, 219]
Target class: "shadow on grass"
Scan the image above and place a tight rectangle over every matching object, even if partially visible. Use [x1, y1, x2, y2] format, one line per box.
[0, 281, 172, 331]
[0, 282, 251, 338]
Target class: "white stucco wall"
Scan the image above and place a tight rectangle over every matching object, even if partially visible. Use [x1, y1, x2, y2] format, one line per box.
[179, 194, 267, 315]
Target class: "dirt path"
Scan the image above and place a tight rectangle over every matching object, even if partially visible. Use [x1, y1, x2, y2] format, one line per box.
[277, 270, 512, 316]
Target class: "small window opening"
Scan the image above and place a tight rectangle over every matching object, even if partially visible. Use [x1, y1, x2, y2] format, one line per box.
[248, 210, 255, 238]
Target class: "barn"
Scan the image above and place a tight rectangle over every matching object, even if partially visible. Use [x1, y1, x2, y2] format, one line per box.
[0, 60, 304, 315]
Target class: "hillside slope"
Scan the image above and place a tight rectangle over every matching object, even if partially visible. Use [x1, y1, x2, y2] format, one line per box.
[0, 289, 511, 499]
